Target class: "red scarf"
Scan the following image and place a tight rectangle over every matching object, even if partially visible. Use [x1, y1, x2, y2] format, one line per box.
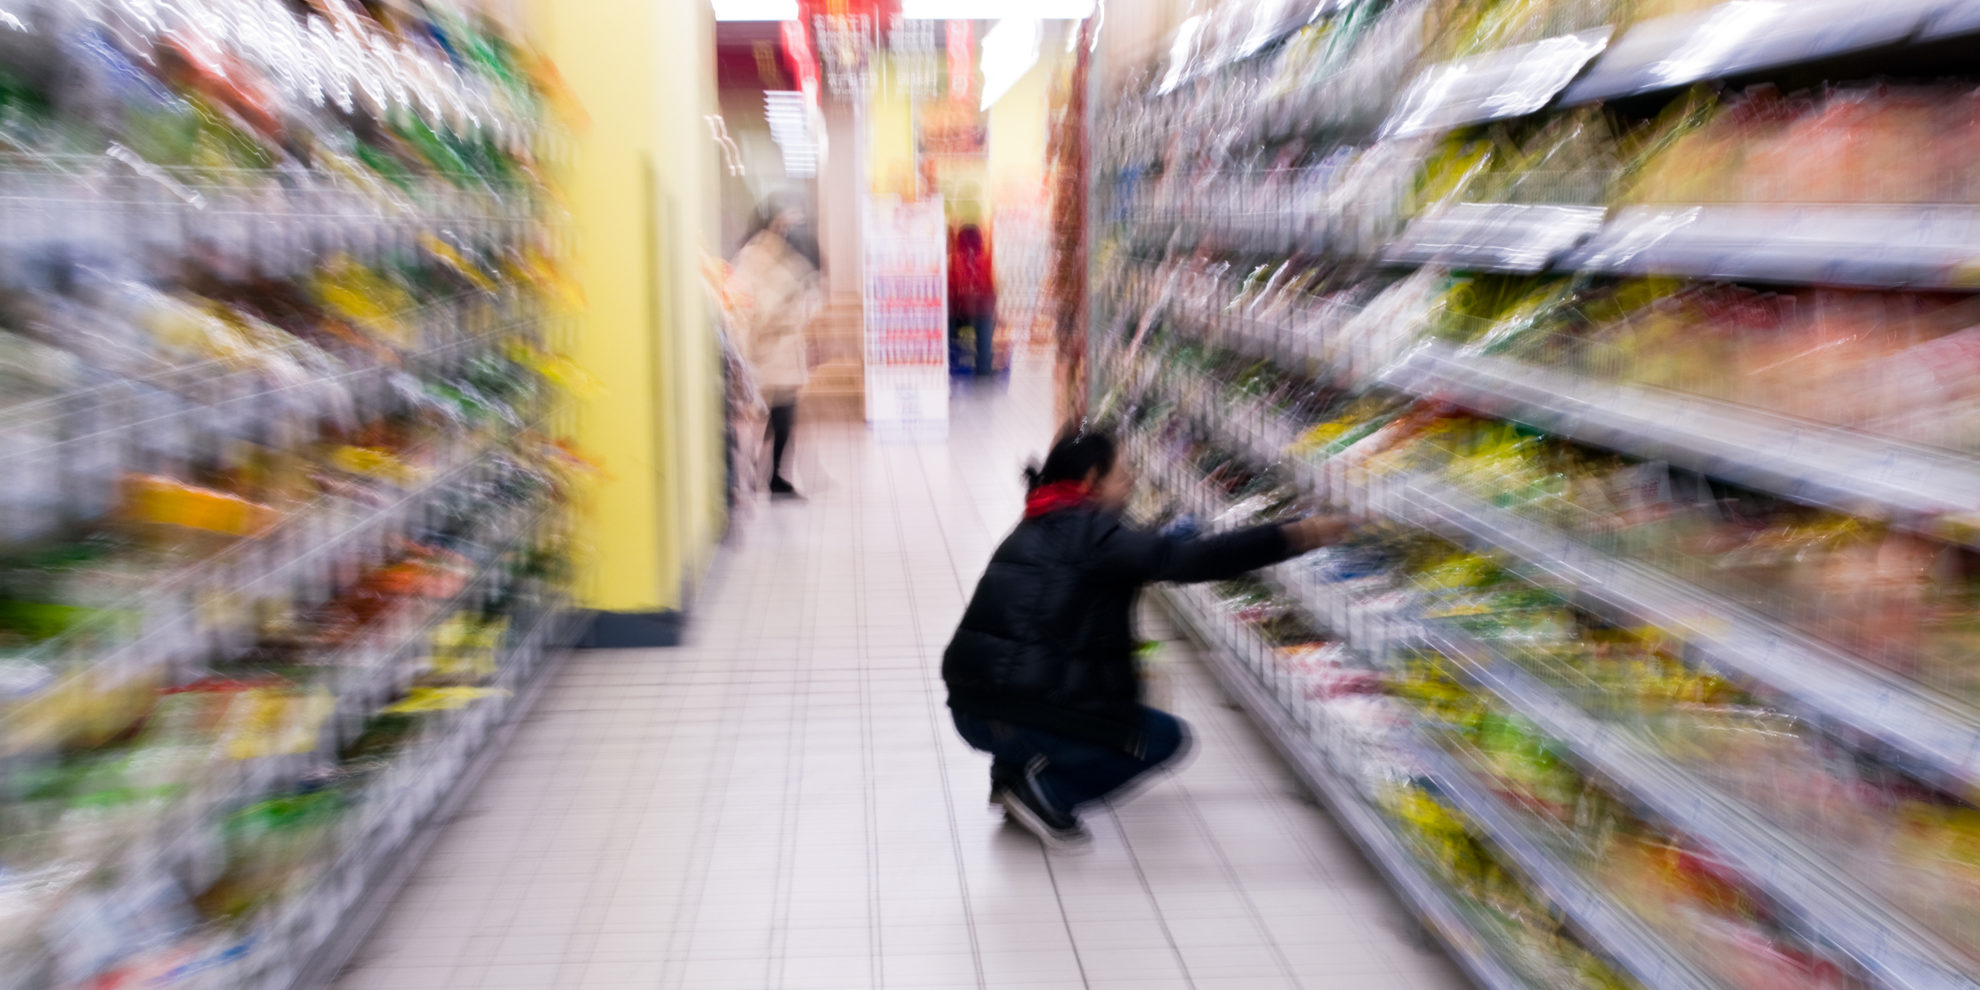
[1024, 481, 1091, 519]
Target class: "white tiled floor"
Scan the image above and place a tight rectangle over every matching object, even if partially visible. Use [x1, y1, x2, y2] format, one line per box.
[332, 362, 1473, 990]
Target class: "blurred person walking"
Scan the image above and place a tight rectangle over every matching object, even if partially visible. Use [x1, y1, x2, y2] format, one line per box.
[948, 224, 997, 377]
[942, 428, 1349, 849]
[727, 197, 822, 498]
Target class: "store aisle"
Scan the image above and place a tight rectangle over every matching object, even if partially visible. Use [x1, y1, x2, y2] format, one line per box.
[332, 366, 1472, 990]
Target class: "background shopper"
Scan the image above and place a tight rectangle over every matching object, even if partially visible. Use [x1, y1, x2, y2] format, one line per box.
[948, 224, 997, 377]
[726, 198, 822, 498]
[942, 428, 1348, 848]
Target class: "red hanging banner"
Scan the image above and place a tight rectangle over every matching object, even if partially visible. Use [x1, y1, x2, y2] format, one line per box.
[779, 19, 818, 99]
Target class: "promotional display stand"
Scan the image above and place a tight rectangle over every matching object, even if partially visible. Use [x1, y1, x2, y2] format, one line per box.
[863, 195, 951, 426]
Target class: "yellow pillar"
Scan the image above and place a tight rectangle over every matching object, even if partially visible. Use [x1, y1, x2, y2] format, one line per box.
[989, 58, 1051, 197]
[529, 0, 724, 637]
[869, 55, 917, 197]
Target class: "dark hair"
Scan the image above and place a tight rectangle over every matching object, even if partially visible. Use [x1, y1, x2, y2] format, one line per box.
[746, 195, 821, 268]
[1024, 427, 1118, 492]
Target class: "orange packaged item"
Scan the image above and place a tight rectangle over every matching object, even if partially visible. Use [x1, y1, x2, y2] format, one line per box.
[122, 475, 277, 539]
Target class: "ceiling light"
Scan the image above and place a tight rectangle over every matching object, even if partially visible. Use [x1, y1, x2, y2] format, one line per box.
[764, 90, 818, 178]
[980, 18, 1041, 111]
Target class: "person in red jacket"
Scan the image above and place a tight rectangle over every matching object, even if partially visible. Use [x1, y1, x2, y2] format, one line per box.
[948, 224, 997, 377]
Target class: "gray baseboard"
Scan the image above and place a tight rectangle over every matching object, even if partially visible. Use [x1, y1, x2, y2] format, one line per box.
[572, 609, 684, 648]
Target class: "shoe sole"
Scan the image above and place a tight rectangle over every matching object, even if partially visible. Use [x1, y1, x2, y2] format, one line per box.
[997, 791, 1089, 853]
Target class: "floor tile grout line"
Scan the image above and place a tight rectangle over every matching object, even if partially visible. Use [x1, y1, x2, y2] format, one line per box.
[859, 493, 886, 989]
[763, 505, 822, 990]
[1176, 676, 1382, 884]
[470, 661, 606, 987]
[1106, 795, 1201, 990]
[559, 662, 694, 983]
[1039, 849, 1096, 989]
[1169, 643, 1422, 965]
[653, 600, 767, 990]
[1172, 780, 1309, 988]
[903, 437, 991, 990]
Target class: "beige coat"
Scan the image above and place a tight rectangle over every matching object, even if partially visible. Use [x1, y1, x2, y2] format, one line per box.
[725, 231, 819, 403]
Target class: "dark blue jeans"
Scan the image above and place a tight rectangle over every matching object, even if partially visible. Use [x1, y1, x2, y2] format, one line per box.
[953, 707, 1191, 813]
[950, 309, 996, 376]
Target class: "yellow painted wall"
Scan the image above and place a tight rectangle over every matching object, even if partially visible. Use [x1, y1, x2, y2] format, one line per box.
[988, 57, 1051, 198]
[869, 55, 917, 198]
[527, 0, 724, 613]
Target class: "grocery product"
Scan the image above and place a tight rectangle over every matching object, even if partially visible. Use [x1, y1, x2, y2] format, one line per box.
[0, 0, 578, 985]
[1096, 3, 1980, 986]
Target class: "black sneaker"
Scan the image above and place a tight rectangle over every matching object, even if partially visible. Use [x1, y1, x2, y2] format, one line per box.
[988, 761, 1014, 806]
[998, 762, 1088, 851]
[768, 477, 803, 500]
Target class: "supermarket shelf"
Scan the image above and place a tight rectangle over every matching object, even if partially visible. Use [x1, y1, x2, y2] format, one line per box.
[0, 421, 543, 761]
[1421, 628, 1980, 990]
[1563, 204, 1980, 289]
[8, 585, 575, 990]
[1133, 352, 1980, 813]
[0, 309, 540, 557]
[0, 165, 535, 265]
[1129, 198, 1980, 291]
[1139, 418, 1977, 990]
[1376, 476, 1980, 797]
[1140, 342, 1980, 788]
[275, 597, 581, 990]
[1384, 203, 1607, 274]
[1406, 743, 1721, 990]
[1166, 0, 1980, 155]
[0, 295, 514, 433]
[1159, 298, 1337, 368]
[1559, 0, 1946, 105]
[325, 495, 564, 744]
[12, 496, 566, 985]
[1121, 213, 1307, 257]
[1140, 402, 1980, 990]
[1154, 586, 1530, 990]
[1170, 381, 1307, 469]
[1379, 341, 1980, 539]
[1382, 29, 1612, 139]
[1142, 268, 1980, 546]
[1306, 1, 1970, 139]
[1165, 4, 1315, 91]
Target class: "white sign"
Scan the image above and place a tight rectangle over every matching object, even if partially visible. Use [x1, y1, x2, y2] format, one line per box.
[862, 195, 950, 424]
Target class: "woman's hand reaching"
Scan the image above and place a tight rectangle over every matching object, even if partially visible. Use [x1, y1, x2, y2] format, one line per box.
[1282, 514, 1355, 554]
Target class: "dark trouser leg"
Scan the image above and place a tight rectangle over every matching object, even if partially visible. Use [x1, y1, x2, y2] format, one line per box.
[1036, 708, 1189, 808]
[948, 313, 967, 372]
[766, 402, 796, 485]
[952, 708, 1191, 813]
[974, 308, 996, 377]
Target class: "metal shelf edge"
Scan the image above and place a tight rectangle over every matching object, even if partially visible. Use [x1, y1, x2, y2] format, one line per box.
[1408, 742, 1722, 990]
[1155, 587, 1532, 990]
[1383, 478, 1980, 794]
[1421, 629, 1980, 990]
[1380, 343, 1980, 536]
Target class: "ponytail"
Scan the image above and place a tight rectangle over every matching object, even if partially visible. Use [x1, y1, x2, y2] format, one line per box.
[1024, 427, 1119, 493]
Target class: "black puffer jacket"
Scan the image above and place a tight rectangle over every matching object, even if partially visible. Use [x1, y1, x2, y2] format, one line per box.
[942, 506, 1295, 752]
